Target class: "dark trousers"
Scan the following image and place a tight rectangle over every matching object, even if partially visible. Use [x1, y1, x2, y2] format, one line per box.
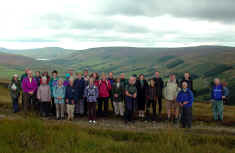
[84, 97, 88, 115]
[146, 99, 156, 117]
[88, 102, 96, 121]
[157, 96, 162, 114]
[21, 92, 24, 108]
[98, 97, 109, 116]
[124, 96, 135, 122]
[12, 97, 19, 113]
[181, 106, 192, 128]
[23, 93, 35, 112]
[51, 97, 56, 115]
[40, 102, 50, 117]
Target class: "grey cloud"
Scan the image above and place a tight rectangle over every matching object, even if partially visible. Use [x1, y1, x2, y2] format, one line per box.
[100, 0, 235, 23]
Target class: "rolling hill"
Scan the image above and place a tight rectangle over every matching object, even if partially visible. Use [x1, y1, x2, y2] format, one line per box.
[0, 45, 235, 103]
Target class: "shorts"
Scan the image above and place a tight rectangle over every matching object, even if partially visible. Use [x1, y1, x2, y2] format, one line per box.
[166, 100, 179, 111]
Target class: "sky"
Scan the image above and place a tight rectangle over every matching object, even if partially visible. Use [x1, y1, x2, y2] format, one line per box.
[0, 0, 235, 49]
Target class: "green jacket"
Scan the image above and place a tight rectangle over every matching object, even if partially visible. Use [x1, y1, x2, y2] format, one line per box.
[112, 83, 124, 102]
[8, 79, 21, 99]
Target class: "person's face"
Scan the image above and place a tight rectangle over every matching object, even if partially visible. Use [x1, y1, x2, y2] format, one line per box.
[52, 72, 57, 78]
[25, 68, 29, 73]
[120, 74, 125, 79]
[139, 75, 144, 80]
[182, 82, 188, 89]
[14, 76, 18, 81]
[129, 78, 135, 85]
[109, 72, 113, 78]
[36, 72, 40, 77]
[170, 75, 175, 81]
[155, 72, 160, 78]
[184, 73, 190, 79]
[93, 73, 97, 78]
[28, 71, 33, 78]
[77, 73, 82, 79]
[214, 79, 220, 85]
[102, 75, 106, 80]
[84, 71, 88, 76]
[58, 80, 63, 86]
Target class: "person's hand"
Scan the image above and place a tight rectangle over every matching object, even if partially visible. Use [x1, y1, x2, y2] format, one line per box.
[72, 100, 74, 105]
[114, 94, 118, 98]
[183, 101, 188, 105]
[28, 91, 33, 95]
[222, 96, 226, 99]
[133, 93, 137, 98]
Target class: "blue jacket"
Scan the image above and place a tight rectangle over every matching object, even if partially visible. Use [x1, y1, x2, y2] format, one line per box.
[211, 85, 224, 101]
[74, 78, 85, 100]
[176, 88, 194, 108]
[84, 85, 99, 102]
[65, 85, 76, 104]
[53, 86, 65, 104]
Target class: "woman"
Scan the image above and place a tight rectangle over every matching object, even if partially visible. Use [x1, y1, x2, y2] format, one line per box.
[37, 77, 51, 117]
[65, 77, 76, 121]
[136, 74, 148, 120]
[84, 78, 99, 124]
[53, 79, 66, 120]
[90, 72, 99, 87]
[176, 81, 194, 128]
[146, 79, 157, 121]
[8, 74, 21, 113]
[98, 73, 111, 116]
[112, 77, 124, 116]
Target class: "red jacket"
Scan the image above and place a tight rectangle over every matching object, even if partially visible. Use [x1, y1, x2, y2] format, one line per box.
[98, 80, 111, 98]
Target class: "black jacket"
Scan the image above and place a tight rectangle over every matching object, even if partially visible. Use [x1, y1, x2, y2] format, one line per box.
[153, 77, 164, 97]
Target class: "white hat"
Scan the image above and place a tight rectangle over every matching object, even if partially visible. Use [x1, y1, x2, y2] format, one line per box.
[13, 74, 18, 77]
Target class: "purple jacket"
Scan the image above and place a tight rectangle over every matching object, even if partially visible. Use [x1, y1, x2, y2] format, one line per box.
[22, 77, 38, 93]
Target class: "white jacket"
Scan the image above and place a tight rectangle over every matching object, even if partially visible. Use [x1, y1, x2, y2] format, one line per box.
[163, 80, 180, 101]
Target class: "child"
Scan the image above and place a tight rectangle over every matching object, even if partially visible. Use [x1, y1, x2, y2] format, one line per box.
[53, 79, 66, 120]
[112, 77, 124, 117]
[8, 74, 21, 113]
[146, 79, 157, 121]
[65, 77, 76, 121]
[37, 77, 51, 117]
[84, 78, 99, 124]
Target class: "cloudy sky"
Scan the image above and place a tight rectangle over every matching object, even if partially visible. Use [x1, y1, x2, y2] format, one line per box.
[0, 0, 235, 49]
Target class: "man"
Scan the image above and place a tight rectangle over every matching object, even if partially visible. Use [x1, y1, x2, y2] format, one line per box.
[83, 69, 89, 115]
[211, 78, 225, 121]
[124, 76, 137, 123]
[163, 74, 180, 123]
[49, 70, 59, 115]
[153, 71, 164, 116]
[34, 71, 41, 86]
[74, 72, 85, 116]
[21, 70, 38, 112]
[176, 81, 194, 128]
[180, 72, 193, 92]
[108, 72, 115, 112]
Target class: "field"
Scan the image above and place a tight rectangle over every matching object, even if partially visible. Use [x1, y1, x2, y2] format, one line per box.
[1, 82, 235, 153]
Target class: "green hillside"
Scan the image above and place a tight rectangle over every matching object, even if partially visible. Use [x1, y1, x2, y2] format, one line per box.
[1, 46, 235, 103]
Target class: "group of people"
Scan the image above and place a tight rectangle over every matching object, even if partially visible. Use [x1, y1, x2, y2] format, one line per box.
[8, 68, 229, 128]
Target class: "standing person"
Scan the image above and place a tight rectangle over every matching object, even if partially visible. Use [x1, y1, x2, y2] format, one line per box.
[120, 73, 128, 88]
[49, 70, 59, 116]
[8, 74, 21, 113]
[164, 74, 180, 123]
[84, 78, 99, 124]
[83, 69, 89, 115]
[53, 79, 66, 120]
[108, 72, 115, 113]
[136, 74, 148, 120]
[98, 73, 111, 117]
[176, 81, 194, 128]
[211, 78, 225, 121]
[20, 68, 29, 107]
[146, 79, 157, 121]
[74, 72, 85, 116]
[34, 71, 41, 86]
[153, 71, 164, 117]
[112, 77, 124, 117]
[90, 72, 99, 87]
[222, 82, 229, 105]
[180, 72, 193, 92]
[22, 70, 38, 112]
[65, 77, 76, 121]
[125, 76, 137, 123]
[37, 77, 51, 117]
